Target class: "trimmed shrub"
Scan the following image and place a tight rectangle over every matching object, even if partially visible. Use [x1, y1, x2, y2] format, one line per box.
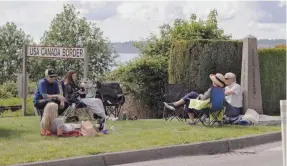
[0, 82, 37, 99]
[259, 48, 286, 115]
[169, 40, 286, 115]
[0, 97, 35, 116]
[104, 56, 168, 118]
[169, 40, 242, 93]
[275, 44, 287, 48]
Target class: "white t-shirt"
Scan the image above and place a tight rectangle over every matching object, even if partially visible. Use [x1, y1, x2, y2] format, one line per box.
[225, 82, 243, 108]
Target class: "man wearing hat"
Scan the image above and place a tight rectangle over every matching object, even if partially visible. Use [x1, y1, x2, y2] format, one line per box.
[224, 72, 243, 117]
[33, 69, 68, 116]
[164, 73, 226, 124]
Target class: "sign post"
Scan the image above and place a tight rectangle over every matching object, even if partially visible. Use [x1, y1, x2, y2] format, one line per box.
[22, 46, 28, 116]
[281, 100, 287, 166]
[22, 45, 87, 116]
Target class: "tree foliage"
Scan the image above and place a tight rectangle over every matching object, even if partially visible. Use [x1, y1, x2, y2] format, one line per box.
[34, 4, 117, 80]
[134, 9, 231, 57]
[0, 22, 32, 84]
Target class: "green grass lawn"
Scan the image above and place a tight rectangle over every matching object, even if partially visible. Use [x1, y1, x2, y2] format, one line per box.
[0, 117, 281, 165]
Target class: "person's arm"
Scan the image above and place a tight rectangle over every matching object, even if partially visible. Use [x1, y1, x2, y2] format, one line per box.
[39, 81, 61, 99]
[57, 128, 63, 136]
[225, 85, 241, 96]
[65, 84, 76, 102]
[200, 88, 211, 100]
[40, 128, 46, 135]
[54, 118, 65, 136]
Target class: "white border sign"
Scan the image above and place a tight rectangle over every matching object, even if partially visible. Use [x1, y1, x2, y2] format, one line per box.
[27, 46, 85, 59]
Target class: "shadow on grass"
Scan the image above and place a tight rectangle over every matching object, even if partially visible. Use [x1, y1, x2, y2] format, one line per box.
[0, 128, 26, 139]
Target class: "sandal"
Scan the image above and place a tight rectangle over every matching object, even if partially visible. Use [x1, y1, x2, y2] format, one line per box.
[188, 121, 196, 125]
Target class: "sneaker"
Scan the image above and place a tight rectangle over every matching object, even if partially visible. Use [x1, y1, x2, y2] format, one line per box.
[109, 117, 119, 121]
[163, 102, 176, 110]
[188, 121, 196, 125]
[201, 114, 207, 122]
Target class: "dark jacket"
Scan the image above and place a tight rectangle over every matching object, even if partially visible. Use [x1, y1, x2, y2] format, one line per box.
[64, 83, 82, 103]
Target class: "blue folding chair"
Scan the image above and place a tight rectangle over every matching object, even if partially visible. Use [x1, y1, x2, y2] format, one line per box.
[194, 86, 226, 126]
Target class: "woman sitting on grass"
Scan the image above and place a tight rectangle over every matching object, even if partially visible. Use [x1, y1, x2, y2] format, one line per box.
[40, 102, 81, 136]
[41, 102, 101, 137]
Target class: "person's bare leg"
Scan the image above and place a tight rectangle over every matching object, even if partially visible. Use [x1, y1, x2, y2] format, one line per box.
[188, 113, 195, 123]
[173, 99, 185, 106]
[164, 99, 186, 110]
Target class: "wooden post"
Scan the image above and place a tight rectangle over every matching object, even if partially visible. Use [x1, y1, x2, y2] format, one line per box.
[84, 47, 88, 79]
[281, 100, 287, 166]
[22, 45, 27, 116]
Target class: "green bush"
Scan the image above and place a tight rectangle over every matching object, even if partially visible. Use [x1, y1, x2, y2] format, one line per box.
[169, 40, 286, 115]
[104, 56, 168, 118]
[259, 48, 286, 115]
[169, 40, 242, 93]
[0, 97, 35, 116]
[0, 82, 37, 99]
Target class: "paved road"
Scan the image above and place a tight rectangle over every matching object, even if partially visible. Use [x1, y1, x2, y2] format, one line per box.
[116, 142, 283, 166]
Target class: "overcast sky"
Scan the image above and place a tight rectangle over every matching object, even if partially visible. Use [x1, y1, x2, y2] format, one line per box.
[0, 0, 286, 43]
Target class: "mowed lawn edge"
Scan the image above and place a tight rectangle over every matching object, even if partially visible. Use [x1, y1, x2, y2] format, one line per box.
[0, 116, 281, 165]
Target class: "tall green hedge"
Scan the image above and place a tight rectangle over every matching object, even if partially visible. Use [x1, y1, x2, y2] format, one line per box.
[169, 40, 243, 93]
[104, 56, 169, 118]
[259, 48, 286, 115]
[169, 40, 286, 115]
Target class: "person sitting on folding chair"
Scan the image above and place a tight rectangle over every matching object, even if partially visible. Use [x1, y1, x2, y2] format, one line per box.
[33, 69, 69, 119]
[164, 73, 226, 125]
[63, 71, 118, 122]
[224, 72, 243, 118]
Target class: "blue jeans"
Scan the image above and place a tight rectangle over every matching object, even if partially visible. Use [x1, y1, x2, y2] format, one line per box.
[182, 91, 199, 113]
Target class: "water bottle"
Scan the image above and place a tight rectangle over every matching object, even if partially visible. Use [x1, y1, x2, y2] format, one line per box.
[122, 111, 127, 120]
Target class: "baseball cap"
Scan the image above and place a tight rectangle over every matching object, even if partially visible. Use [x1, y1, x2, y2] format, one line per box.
[45, 69, 58, 77]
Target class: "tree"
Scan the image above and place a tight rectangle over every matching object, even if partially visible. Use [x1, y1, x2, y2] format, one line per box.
[134, 9, 231, 57]
[0, 22, 32, 84]
[39, 4, 117, 80]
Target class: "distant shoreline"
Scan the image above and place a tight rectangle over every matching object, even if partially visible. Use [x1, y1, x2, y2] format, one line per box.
[111, 39, 286, 54]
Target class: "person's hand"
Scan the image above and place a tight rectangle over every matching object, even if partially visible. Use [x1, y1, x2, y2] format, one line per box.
[198, 94, 203, 99]
[60, 101, 65, 109]
[78, 90, 86, 94]
[57, 95, 67, 102]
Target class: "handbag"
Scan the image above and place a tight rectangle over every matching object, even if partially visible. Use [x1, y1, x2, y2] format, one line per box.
[188, 98, 211, 110]
[80, 121, 100, 137]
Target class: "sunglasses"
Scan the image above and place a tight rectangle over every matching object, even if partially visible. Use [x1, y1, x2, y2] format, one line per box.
[49, 76, 57, 78]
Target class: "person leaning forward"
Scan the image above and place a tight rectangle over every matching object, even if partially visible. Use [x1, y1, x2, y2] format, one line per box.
[33, 69, 69, 117]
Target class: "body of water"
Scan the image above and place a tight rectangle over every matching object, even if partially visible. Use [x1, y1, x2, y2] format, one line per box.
[116, 53, 139, 64]
[110, 53, 139, 71]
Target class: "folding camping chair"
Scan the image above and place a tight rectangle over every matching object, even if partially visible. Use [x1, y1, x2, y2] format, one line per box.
[193, 86, 226, 126]
[59, 80, 93, 122]
[98, 82, 127, 118]
[163, 84, 189, 121]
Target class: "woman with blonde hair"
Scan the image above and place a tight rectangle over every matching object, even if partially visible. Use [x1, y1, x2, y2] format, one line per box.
[41, 102, 78, 136]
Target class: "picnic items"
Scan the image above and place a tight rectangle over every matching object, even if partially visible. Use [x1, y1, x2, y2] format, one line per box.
[80, 121, 101, 137]
[241, 109, 259, 124]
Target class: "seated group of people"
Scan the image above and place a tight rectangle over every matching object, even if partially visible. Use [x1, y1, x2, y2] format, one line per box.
[164, 72, 243, 125]
[33, 69, 117, 136]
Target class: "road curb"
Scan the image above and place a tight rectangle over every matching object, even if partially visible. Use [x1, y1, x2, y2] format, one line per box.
[14, 131, 281, 166]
